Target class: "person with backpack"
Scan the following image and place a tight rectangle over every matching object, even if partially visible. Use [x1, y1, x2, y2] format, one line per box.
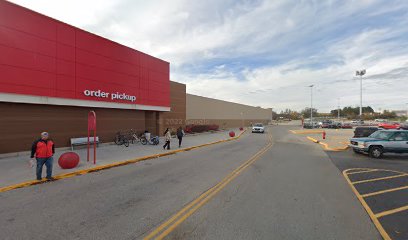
[176, 126, 185, 148]
[30, 132, 55, 181]
[163, 128, 171, 150]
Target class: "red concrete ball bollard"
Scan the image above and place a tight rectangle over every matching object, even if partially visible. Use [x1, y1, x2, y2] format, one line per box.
[58, 152, 80, 169]
[229, 131, 236, 137]
[239, 127, 244, 131]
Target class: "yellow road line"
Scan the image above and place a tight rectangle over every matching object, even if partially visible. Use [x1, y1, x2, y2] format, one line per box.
[352, 173, 408, 185]
[144, 142, 271, 240]
[375, 205, 408, 218]
[144, 132, 273, 240]
[342, 169, 391, 240]
[362, 185, 408, 198]
[346, 168, 372, 173]
[0, 130, 247, 193]
[347, 169, 380, 175]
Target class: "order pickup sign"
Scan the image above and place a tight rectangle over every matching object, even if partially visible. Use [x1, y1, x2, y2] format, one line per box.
[83, 90, 136, 102]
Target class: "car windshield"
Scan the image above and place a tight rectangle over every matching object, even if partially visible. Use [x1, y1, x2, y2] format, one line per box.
[254, 123, 263, 127]
[369, 131, 394, 140]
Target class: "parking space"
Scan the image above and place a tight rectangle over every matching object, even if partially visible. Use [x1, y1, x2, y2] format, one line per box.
[293, 125, 408, 240]
[343, 168, 408, 240]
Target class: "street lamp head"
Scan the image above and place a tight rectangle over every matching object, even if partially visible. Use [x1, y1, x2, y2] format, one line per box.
[356, 69, 366, 76]
[308, 85, 314, 88]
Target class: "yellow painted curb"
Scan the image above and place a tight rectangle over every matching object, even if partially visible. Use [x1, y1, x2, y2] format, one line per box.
[0, 129, 247, 193]
[290, 129, 324, 134]
[306, 136, 349, 151]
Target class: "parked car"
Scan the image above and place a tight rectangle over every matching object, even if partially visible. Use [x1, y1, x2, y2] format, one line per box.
[349, 130, 408, 158]
[351, 119, 364, 125]
[353, 126, 379, 138]
[303, 122, 319, 129]
[320, 120, 332, 128]
[328, 122, 342, 129]
[341, 123, 353, 129]
[252, 123, 265, 133]
[400, 123, 408, 130]
[378, 122, 401, 129]
[374, 119, 387, 123]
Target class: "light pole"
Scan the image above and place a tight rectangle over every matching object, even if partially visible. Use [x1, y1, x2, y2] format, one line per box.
[356, 69, 366, 118]
[308, 85, 314, 128]
[337, 98, 340, 120]
[240, 112, 244, 128]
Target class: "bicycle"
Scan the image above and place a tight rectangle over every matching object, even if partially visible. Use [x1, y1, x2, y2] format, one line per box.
[114, 131, 130, 147]
[128, 129, 145, 144]
[140, 134, 159, 145]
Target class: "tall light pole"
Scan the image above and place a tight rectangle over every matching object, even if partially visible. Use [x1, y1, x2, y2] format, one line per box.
[308, 85, 314, 128]
[356, 69, 366, 118]
[337, 98, 340, 120]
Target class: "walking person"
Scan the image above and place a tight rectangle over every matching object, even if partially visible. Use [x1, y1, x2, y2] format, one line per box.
[31, 132, 55, 181]
[176, 126, 185, 148]
[163, 128, 171, 150]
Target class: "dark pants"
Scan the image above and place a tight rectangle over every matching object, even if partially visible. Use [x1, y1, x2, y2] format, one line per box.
[163, 140, 170, 150]
[178, 136, 182, 147]
[36, 157, 53, 180]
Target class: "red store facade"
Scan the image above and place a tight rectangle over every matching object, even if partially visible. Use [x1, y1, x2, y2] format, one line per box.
[0, 1, 186, 153]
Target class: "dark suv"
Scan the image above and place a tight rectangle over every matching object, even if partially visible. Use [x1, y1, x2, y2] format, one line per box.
[353, 126, 379, 138]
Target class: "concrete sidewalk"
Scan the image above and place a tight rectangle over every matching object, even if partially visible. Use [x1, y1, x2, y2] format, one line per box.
[0, 128, 242, 188]
[306, 128, 353, 150]
[290, 128, 354, 150]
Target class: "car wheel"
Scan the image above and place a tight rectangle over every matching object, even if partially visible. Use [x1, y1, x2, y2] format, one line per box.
[369, 146, 383, 158]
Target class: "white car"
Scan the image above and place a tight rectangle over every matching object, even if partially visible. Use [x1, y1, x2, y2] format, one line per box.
[252, 123, 265, 133]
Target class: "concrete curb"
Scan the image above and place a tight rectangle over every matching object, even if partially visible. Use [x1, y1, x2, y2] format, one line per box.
[290, 129, 325, 134]
[0, 129, 247, 193]
[306, 136, 349, 152]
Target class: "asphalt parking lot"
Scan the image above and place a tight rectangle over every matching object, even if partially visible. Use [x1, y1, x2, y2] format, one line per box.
[326, 142, 408, 240]
[290, 126, 408, 240]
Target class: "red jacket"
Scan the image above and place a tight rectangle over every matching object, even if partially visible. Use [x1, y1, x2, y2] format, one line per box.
[31, 139, 55, 158]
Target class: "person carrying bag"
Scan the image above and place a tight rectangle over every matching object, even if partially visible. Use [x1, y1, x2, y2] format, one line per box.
[176, 126, 185, 148]
[163, 128, 171, 150]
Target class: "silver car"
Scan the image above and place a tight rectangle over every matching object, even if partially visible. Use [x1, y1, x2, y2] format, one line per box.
[349, 130, 408, 158]
[252, 123, 265, 133]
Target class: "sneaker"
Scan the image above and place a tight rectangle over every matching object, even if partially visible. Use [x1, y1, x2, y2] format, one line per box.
[46, 177, 55, 181]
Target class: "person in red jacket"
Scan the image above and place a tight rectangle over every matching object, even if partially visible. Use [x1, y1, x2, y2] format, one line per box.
[31, 132, 55, 181]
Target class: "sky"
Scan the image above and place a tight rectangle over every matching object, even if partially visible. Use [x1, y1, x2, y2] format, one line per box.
[9, 0, 408, 112]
